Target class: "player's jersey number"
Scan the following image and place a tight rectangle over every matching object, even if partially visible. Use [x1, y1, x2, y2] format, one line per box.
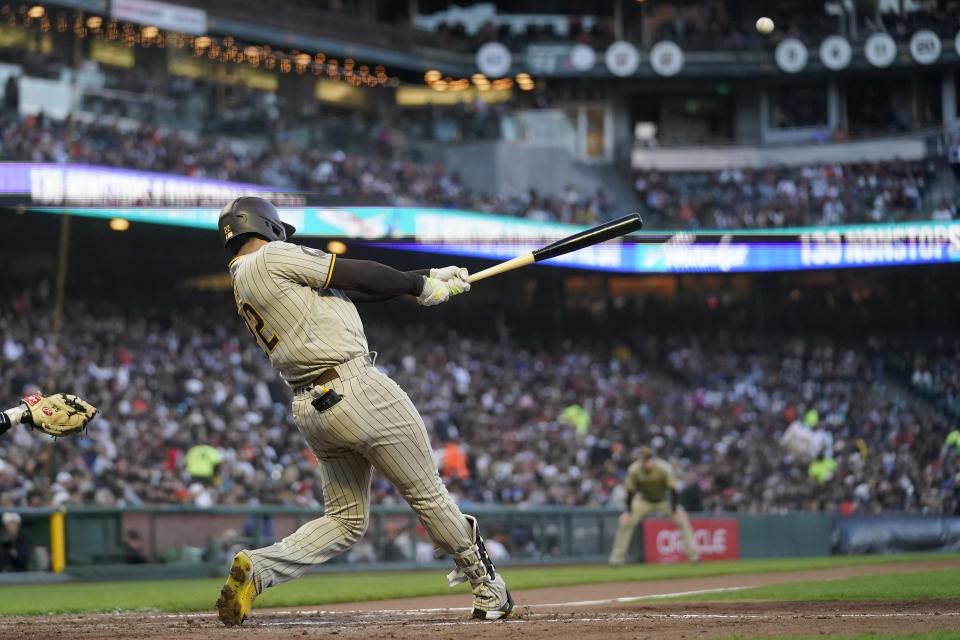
[240, 302, 280, 352]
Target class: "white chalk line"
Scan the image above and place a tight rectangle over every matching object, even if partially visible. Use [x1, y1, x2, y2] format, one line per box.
[253, 612, 960, 629]
[144, 585, 751, 620]
[142, 582, 958, 628]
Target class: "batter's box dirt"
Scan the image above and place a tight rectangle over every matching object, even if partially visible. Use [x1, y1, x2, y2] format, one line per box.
[1, 562, 958, 640]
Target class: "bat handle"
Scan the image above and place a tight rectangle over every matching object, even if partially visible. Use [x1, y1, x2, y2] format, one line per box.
[466, 253, 535, 283]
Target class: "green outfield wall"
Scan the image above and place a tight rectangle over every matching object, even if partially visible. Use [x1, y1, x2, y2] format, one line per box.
[3, 506, 835, 580]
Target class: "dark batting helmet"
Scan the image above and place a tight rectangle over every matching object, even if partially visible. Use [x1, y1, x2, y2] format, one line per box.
[218, 197, 296, 254]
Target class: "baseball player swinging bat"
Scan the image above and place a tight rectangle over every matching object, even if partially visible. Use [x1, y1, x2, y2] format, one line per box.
[466, 214, 643, 283]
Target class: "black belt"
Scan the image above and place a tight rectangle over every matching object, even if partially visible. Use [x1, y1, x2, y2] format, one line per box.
[294, 355, 372, 395]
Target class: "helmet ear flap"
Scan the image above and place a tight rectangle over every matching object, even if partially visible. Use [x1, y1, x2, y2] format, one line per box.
[268, 221, 285, 241]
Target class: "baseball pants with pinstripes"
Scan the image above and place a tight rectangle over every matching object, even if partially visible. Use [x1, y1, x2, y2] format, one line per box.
[245, 354, 474, 592]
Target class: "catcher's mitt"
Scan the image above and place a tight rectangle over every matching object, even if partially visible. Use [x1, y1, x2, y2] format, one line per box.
[21, 393, 98, 437]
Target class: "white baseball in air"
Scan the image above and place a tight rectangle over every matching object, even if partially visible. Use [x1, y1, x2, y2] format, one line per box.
[756, 17, 775, 34]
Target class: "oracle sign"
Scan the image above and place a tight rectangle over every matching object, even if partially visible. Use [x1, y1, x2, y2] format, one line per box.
[643, 518, 739, 563]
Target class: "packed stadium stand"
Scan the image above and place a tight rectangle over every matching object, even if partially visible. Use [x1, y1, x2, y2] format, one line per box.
[1, 278, 956, 521]
[0, 110, 954, 226]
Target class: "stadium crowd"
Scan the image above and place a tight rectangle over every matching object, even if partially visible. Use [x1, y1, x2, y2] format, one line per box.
[633, 161, 951, 229]
[907, 340, 960, 415]
[0, 110, 612, 225]
[1, 109, 956, 227]
[0, 287, 956, 524]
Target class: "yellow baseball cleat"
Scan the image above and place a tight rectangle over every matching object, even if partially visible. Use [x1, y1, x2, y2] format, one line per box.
[216, 551, 258, 626]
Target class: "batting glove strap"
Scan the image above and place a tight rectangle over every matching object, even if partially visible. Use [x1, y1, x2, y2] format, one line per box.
[416, 277, 450, 307]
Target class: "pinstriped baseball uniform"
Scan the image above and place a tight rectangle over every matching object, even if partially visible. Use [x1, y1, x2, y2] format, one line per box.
[229, 241, 475, 592]
[609, 457, 699, 564]
[230, 241, 368, 389]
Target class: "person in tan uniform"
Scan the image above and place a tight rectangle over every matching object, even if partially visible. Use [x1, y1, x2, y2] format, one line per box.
[214, 197, 513, 625]
[608, 447, 699, 565]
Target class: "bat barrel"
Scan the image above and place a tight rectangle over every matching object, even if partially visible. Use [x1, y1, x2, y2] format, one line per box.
[464, 213, 643, 284]
[532, 213, 643, 262]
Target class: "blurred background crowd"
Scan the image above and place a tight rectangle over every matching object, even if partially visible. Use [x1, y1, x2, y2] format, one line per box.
[1, 282, 956, 526]
[633, 161, 953, 229]
[1, 110, 955, 228]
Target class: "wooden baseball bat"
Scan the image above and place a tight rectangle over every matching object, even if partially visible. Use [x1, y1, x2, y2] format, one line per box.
[466, 214, 644, 283]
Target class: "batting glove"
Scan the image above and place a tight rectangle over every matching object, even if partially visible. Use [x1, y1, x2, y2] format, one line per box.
[417, 276, 471, 306]
[430, 266, 469, 281]
[446, 276, 470, 296]
[417, 277, 450, 306]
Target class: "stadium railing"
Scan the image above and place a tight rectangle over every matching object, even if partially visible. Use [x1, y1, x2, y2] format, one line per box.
[3, 505, 837, 580]
[3, 506, 957, 582]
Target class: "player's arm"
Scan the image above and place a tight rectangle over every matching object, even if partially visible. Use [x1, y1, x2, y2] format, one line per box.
[666, 488, 679, 512]
[267, 243, 468, 306]
[0, 403, 28, 436]
[263, 242, 419, 301]
[623, 471, 637, 513]
[338, 267, 430, 303]
[663, 464, 679, 512]
[330, 261, 469, 306]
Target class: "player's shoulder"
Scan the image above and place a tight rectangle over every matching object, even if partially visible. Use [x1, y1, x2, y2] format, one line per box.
[652, 458, 674, 474]
[263, 241, 329, 260]
[262, 240, 299, 257]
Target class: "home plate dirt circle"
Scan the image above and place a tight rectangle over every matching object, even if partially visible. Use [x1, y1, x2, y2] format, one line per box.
[1, 560, 957, 640]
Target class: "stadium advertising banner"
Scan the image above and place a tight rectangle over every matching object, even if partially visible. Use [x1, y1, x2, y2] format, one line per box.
[0, 163, 302, 207]
[386, 222, 960, 273]
[28, 203, 960, 274]
[643, 518, 740, 563]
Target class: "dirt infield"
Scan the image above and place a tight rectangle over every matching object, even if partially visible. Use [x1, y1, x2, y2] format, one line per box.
[2, 560, 958, 640]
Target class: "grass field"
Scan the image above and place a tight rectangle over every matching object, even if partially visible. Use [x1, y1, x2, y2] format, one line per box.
[657, 568, 960, 603]
[1, 552, 957, 617]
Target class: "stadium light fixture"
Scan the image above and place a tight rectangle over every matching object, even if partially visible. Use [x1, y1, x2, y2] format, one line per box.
[326, 241, 347, 255]
[109, 218, 130, 232]
[141, 25, 159, 40]
[27, 5, 44, 18]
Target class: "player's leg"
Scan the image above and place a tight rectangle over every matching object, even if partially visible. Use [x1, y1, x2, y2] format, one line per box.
[216, 446, 372, 626]
[669, 506, 700, 562]
[608, 496, 654, 566]
[355, 367, 513, 620]
[247, 449, 373, 589]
